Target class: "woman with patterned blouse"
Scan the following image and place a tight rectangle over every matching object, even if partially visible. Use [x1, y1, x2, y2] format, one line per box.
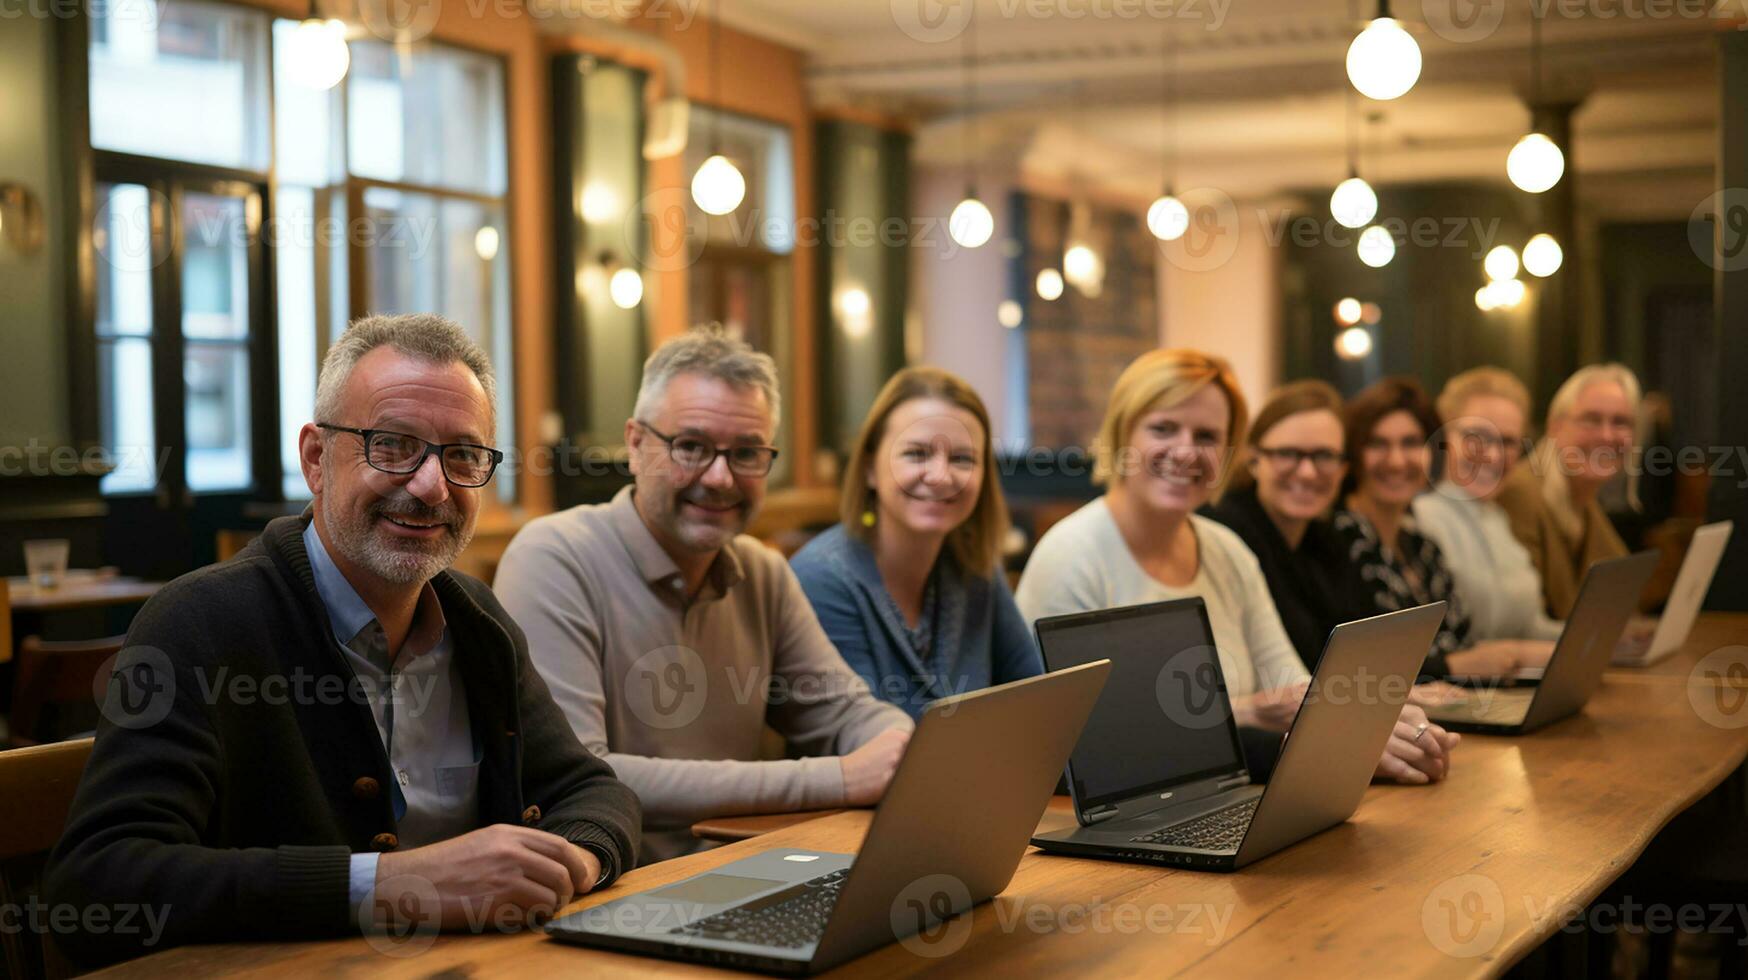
[1335, 378, 1555, 679]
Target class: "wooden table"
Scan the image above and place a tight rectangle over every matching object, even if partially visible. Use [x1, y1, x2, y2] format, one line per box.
[5, 573, 164, 615]
[3, 572, 163, 665]
[1607, 612, 1748, 689]
[95, 614, 1748, 979]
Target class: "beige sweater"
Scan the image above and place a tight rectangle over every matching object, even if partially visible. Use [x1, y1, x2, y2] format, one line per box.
[493, 487, 912, 864]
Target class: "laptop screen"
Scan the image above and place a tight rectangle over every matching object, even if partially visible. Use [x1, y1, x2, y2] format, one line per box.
[1035, 598, 1248, 810]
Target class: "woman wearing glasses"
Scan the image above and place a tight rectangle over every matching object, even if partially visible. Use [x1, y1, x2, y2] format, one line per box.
[1335, 377, 1553, 678]
[1204, 381, 1369, 671]
[1410, 368, 1565, 643]
[791, 367, 1041, 720]
[1493, 364, 1639, 619]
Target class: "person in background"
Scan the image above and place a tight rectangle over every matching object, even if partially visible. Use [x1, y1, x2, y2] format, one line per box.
[1412, 367, 1564, 643]
[1205, 380, 1368, 671]
[1335, 377, 1554, 678]
[1495, 363, 1639, 619]
[48, 315, 641, 966]
[493, 328, 913, 865]
[792, 367, 1041, 721]
[1016, 349, 1455, 784]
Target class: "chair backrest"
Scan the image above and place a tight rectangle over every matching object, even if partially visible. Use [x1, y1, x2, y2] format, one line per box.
[1, 577, 13, 666]
[0, 737, 94, 980]
[8, 636, 124, 748]
[215, 528, 259, 563]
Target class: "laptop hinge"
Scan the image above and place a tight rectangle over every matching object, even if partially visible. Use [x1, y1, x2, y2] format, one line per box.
[1083, 805, 1122, 824]
[1216, 772, 1251, 790]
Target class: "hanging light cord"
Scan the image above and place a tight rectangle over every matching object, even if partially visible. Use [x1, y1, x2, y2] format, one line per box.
[1530, 0, 1543, 108]
[710, 0, 723, 154]
[1161, 25, 1176, 193]
[962, 6, 976, 195]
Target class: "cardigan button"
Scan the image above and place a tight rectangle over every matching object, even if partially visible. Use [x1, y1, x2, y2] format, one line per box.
[352, 777, 380, 801]
[521, 805, 542, 826]
[370, 832, 399, 852]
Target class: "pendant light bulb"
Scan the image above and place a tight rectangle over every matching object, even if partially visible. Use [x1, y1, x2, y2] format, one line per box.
[1507, 132, 1565, 193]
[286, 17, 350, 90]
[1147, 193, 1189, 242]
[1346, 16, 1421, 101]
[949, 194, 994, 249]
[1330, 176, 1378, 230]
[691, 154, 746, 215]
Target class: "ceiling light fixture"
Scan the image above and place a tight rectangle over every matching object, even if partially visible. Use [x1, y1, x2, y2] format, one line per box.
[948, 6, 993, 249]
[1147, 25, 1188, 242]
[692, 0, 747, 215]
[1346, 1, 1421, 101]
[1508, 3, 1564, 193]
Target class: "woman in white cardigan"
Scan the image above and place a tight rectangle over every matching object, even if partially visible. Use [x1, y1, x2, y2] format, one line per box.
[1412, 367, 1565, 644]
[1016, 350, 1457, 784]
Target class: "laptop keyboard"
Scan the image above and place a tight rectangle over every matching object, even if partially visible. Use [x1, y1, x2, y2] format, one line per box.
[668, 868, 849, 948]
[1131, 797, 1260, 850]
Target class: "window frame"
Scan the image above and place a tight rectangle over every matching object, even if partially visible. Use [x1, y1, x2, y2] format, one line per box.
[63, 2, 524, 512]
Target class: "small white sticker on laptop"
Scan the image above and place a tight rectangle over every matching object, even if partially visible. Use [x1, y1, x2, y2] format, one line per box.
[783, 853, 821, 862]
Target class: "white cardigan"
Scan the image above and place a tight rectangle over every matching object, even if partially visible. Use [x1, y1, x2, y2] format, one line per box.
[1413, 484, 1565, 642]
[1015, 497, 1310, 698]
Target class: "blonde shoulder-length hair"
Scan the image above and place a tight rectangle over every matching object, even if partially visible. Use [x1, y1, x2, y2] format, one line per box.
[841, 366, 1010, 579]
[1092, 348, 1249, 495]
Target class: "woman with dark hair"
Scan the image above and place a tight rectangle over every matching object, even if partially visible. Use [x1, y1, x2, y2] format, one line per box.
[792, 366, 1041, 720]
[1335, 377, 1554, 678]
[1205, 380, 1369, 670]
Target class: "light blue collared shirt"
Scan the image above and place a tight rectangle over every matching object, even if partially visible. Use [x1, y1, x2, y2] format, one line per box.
[303, 522, 478, 925]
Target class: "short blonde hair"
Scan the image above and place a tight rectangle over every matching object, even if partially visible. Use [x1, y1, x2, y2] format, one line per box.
[1436, 366, 1532, 429]
[1093, 349, 1249, 490]
[1546, 363, 1641, 428]
[840, 367, 1008, 578]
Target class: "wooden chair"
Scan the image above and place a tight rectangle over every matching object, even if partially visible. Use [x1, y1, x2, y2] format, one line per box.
[8, 636, 124, 749]
[1, 576, 13, 666]
[214, 529, 259, 563]
[0, 737, 94, 980]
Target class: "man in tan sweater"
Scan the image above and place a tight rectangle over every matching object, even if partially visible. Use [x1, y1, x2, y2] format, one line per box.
[494, 328, 913, 864]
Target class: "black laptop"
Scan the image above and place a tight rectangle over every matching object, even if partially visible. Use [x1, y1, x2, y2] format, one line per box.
[1029, 597, 1444, 871]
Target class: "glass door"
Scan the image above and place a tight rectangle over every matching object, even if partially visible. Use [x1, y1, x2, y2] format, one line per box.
[95, 170, 273, 578]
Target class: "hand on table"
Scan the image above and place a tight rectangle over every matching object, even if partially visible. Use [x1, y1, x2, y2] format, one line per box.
[840, 727, 912, 806]
[1375, 703, 1459, 784]
[373, 824, 601, 932]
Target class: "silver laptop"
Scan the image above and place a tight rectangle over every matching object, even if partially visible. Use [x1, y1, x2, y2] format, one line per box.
[544, 660, 1112, 974]
[1429, 551, 1660, 734]
[1613, 520, 1733, 666]
[1028, 597, 1444, 871]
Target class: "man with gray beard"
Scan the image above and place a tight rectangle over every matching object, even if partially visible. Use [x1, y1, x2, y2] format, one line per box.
[48, 315, 639, 967]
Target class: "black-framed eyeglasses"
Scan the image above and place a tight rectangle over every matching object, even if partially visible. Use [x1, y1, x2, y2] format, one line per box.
[1451, 428, 1533, 460]
[1255, 446, 1346, 474]
[636, 420, 779, 477]
[316, 423, 504, 488]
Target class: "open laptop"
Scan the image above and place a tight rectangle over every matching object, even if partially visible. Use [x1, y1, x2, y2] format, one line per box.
[1612, 520, 1733, 667]
[1427, 550, 1660, 734]
[545, 660, 1111, 975]
[1028, 598, 1444, 871]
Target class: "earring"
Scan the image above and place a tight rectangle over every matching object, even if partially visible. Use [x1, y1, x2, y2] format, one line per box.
[861, 508, 876, 528]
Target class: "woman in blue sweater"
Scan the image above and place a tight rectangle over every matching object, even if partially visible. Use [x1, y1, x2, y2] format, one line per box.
[792, 366, 1041, 720]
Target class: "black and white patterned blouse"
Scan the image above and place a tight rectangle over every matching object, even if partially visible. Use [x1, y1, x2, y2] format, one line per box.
[1333, 507, 1472, 678]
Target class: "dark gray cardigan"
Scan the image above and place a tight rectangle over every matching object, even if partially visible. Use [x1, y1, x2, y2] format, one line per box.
[46, 514, 641, 966]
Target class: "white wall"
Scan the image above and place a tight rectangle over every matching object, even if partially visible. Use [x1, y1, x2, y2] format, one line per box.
[909, 166, 1027, 450]
[1157, 204, 1282, 411]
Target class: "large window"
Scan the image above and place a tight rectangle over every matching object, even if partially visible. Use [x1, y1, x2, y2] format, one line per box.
[686, 106, 795, 484]
[87, 0, 519, 545]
